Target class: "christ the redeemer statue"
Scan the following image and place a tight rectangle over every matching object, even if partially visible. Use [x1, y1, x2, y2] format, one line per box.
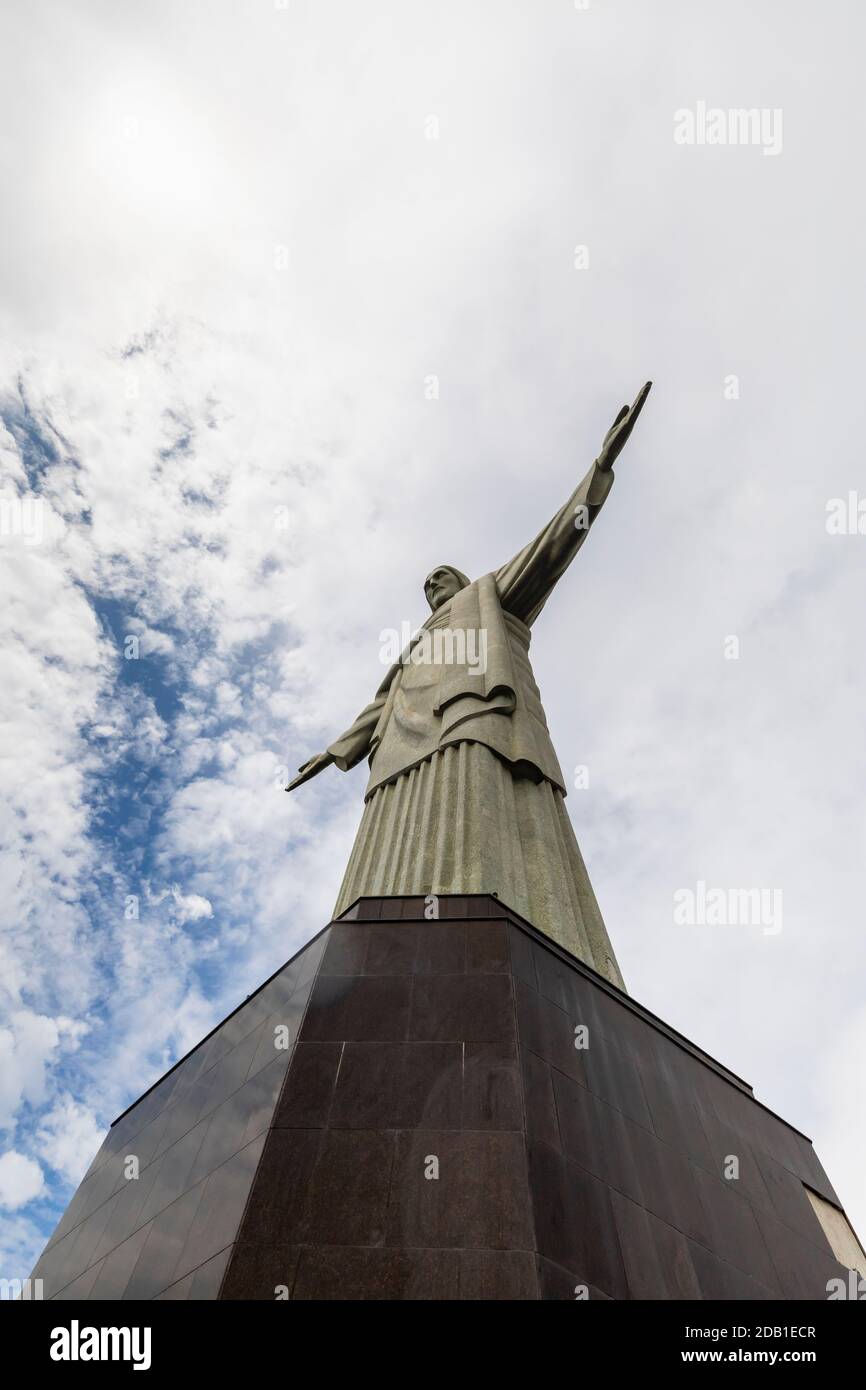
[288, 383, 652, 991]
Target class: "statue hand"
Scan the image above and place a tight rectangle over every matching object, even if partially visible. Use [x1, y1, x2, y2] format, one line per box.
[596, 380, 652, 472]
[286, 750, 335, 791]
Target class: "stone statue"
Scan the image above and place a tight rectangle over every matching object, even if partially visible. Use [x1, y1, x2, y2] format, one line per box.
[288, 382, 652, 988]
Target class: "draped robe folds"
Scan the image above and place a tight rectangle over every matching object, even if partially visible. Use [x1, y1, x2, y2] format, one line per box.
[328, 460, 626, 989]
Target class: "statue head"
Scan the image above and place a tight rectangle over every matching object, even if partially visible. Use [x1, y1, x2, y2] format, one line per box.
[424, 565, 470, 612]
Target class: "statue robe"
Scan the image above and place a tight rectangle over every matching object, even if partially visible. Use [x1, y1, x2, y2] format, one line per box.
[329, 460, 625, 988]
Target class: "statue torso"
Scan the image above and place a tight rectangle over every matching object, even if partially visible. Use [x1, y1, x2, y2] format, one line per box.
[365, 579, 567, 799]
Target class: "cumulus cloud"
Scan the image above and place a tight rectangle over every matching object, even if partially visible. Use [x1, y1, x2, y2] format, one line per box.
[35, 1099, 105, 1188]
[170, 889, 214, 924]
[0, 1153, 45, 1210]
[0, 1013, 63, 1131]
[145, 884, 214, 924]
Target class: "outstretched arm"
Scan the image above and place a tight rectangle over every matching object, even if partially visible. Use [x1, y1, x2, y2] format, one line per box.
[286, 672, 393, 792]
[494, 382, 651, 625]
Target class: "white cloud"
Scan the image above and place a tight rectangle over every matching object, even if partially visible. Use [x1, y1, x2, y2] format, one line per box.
[0, 1013, 62, 1131]
[170, 888, 213, 924]
[35, 1099, 105, 1188]
[0, 1152, 45, 1210]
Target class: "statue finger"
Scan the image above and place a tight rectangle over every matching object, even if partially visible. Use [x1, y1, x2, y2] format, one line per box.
[286, 761, 313, 790]
[629, 380, 652, 420]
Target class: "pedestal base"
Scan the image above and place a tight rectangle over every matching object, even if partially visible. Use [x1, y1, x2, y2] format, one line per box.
[31, 895, 863, 1300]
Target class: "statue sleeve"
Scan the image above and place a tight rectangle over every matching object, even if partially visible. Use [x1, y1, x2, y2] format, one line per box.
[494, 460, 615, 625]
[325, 672, 394, 771]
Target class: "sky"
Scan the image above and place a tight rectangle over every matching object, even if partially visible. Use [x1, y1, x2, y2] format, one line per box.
[1, 0, 865, 1278]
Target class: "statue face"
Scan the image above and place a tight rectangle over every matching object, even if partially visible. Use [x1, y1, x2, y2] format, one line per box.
[424, 567, 466, 612]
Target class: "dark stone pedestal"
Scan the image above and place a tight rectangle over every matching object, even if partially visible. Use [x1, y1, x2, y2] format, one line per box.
[31, 895, 860, 1299]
